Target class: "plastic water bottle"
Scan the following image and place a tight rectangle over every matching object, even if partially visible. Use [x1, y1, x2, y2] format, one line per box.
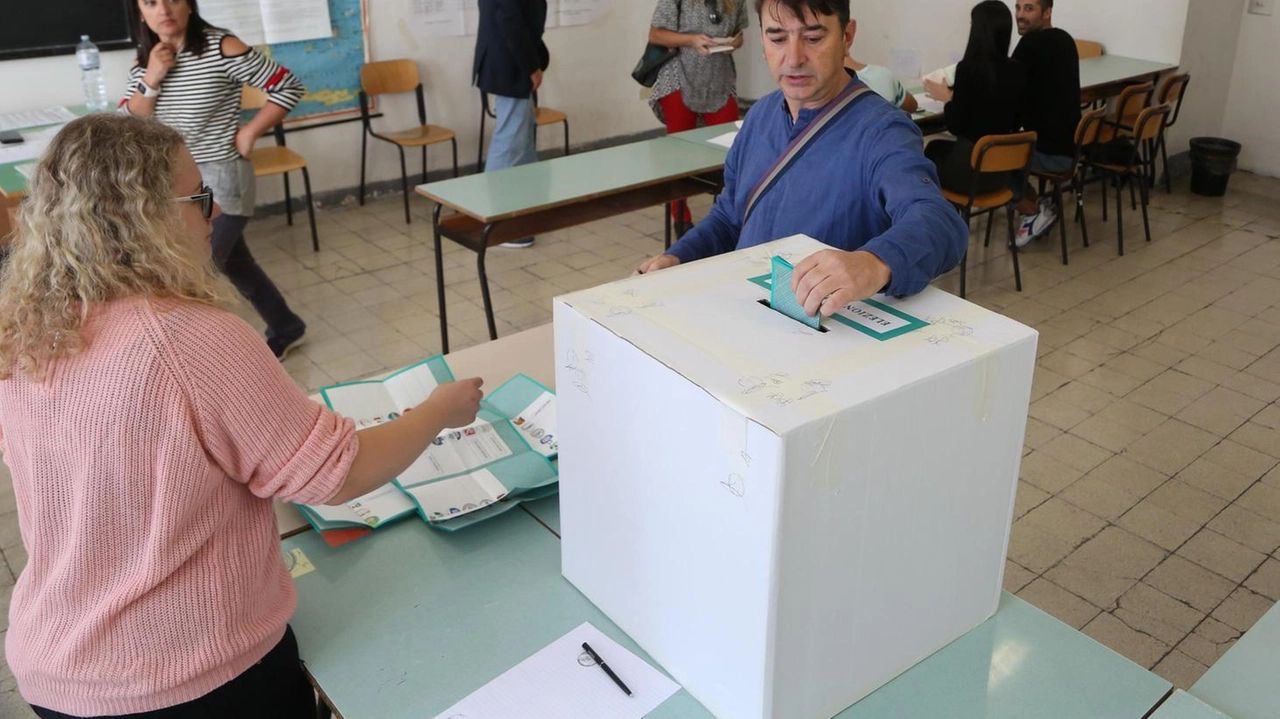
[76, 36, 110, 112]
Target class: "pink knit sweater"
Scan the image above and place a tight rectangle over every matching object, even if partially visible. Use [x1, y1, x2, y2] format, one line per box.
[0, 297, 358, 716]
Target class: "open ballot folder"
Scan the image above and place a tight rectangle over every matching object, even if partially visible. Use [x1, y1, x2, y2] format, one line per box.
[296, 357, 559, 539]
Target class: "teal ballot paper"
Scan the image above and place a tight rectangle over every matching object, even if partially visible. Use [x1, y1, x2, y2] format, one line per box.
[769, 255, 822, 329]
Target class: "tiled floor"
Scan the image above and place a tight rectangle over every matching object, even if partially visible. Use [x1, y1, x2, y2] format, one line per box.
[2, 170, 1279, 714]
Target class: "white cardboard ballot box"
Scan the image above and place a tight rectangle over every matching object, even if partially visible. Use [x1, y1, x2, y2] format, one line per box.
[553, 235, 1038, 719]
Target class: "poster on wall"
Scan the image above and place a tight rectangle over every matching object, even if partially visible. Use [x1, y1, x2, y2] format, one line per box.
[408, 0, 603, 38]
[203, 0, 334, 45]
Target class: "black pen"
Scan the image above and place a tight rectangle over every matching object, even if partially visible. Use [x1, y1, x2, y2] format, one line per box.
[582, 641, 633, 697]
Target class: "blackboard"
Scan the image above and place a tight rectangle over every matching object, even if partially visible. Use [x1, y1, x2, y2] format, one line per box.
[1, 0, 135, 61]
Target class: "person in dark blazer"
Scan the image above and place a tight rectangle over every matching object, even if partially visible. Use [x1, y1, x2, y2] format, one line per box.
[474, 0, 550, 248]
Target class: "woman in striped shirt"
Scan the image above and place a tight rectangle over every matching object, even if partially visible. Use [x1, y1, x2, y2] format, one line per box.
[124, 0, 308, 359]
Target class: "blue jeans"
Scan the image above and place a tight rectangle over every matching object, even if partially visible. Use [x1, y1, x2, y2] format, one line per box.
[486, 95, 537, 171]
[1012, 151, 1074, 202]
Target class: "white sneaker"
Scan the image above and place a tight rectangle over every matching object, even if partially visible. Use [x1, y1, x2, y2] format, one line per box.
[1030, 199, 1059, 238]
[1015, 214, 1038, 247]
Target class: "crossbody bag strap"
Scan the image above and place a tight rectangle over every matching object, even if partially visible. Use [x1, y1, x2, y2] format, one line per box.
[742, 82, 875, 227]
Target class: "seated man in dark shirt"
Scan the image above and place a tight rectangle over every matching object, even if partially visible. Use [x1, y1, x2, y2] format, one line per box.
[1011, 0, 1080, 246]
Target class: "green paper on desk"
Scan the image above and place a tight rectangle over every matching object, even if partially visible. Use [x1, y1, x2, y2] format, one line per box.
[769, 255, 821, 329]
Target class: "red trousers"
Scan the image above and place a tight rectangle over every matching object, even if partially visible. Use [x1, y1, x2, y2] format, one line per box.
[661, 90, 739, 222]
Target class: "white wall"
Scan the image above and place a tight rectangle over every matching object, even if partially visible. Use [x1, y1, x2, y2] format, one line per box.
[737, 0, 1189, 101]
[1166, 0, 1245, 158]
[0, 4, 667, 206]
[1223, 2, 1280, 176]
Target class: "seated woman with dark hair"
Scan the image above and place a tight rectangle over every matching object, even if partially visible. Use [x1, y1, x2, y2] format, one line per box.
[923, 0, 1027, 195]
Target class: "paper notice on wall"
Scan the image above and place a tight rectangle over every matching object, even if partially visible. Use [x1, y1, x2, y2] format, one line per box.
[409, 0, 465, 37]
[261, 0, 333, 43]
[556, 0, 605, 27]
[202, 0, 333, 45]
[202, 0, 269, 45]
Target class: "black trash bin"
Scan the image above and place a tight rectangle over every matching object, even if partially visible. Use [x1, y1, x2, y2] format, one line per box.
[1189, 137, 1242, 197]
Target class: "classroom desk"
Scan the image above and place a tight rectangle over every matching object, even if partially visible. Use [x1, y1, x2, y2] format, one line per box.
[416, 137, 725, 353]
[1148, 691, 1231, 719]
[273, 324, 557, 538]
[1189, 600, 1280, 719]
[0, 106, 91, 201]
[1079, 55, 1177, 104]
[287, 323, 1173, 719]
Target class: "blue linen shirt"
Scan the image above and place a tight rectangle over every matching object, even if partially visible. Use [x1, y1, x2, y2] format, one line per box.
[667, 77, 969, 297]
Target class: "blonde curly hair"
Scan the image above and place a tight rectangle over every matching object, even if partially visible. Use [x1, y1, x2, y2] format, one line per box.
[0, 114, 231, 380]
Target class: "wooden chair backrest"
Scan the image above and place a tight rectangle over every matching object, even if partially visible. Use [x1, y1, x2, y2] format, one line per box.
[969, 131, 1037, 174]
[1158, 72, 1191, 126]
[361, 59, 421, 97]
[1114, 81, 1155, 123]
[1133, 103, 1172, 143]
[1076, 108, 1108, 148]
[1075, 39, 1104, 58]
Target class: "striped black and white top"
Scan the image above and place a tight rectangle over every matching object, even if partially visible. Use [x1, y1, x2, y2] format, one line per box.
[122, 29, 305, 164]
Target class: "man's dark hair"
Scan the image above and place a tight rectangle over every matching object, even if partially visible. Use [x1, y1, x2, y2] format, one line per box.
[1039, 0, 1054, 8]
[754, 0, 851, 30]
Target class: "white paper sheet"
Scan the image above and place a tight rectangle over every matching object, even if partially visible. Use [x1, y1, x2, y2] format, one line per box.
[0, 107, 76, 132]
[409, 0, 464, 38]
[410, 468, 509, 522]
[201, 0, 268, 46]
[708, 130, 737, 149]
[512, 392, 558, 458]
[306, 483, 415, 528]
[556, 0, 604, 27]
[0, 126, 63, 166]
[707, 45, 734, 54]
[914, 96, 946, 115]
[434, 623, 680, 719]
[402, 420, 514, 484]
[924, 63, 957, 87]
[261, 0, 333, 44]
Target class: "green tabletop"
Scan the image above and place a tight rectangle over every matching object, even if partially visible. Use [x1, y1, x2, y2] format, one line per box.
[284, 508, 712, 719]
[416, 136, 727, 224]
[521, 494, 561, 534]
[1149, 691, 1230, 719]
[839, 592, 1170, 718]
[666, 124, 740, 150]
[0, 106, 91, 198]
[1079, 55, 1176, 90]
[1191, 601, 1280, 719]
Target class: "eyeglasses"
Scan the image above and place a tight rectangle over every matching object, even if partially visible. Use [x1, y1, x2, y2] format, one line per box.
[173, 185, 215, 219]
[705, 0, 721, 24]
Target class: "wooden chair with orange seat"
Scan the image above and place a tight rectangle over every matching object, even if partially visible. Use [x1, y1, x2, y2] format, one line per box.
[476, 91, 569, 171]
[940, 131, 1038, 299]
[1075, 39, 1104, 59]
[1082, 103, 1172, 256]
[358, 59, 459, 225]
[241, 87, 319, 252]
[1030, 108, 1107, 266]
[1152, 73, 1191, 193]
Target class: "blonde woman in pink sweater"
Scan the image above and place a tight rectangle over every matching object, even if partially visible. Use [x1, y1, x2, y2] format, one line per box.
[0, 113, 484, 719]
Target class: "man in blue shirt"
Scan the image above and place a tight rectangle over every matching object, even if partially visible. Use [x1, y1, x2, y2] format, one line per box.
[637, 0, 968, 316]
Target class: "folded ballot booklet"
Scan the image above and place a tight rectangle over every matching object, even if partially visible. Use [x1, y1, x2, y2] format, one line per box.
[299, 357, 560, 536]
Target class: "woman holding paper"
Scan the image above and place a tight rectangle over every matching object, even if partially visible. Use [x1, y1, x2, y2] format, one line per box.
[648, 0, 749, 234]
[0, 114, 484, 718]
[123, 0, 309, 360]
[921, 0, 1026, 195]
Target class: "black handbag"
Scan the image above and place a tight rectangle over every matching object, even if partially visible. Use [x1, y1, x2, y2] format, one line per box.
[631, 1, 682, 87]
